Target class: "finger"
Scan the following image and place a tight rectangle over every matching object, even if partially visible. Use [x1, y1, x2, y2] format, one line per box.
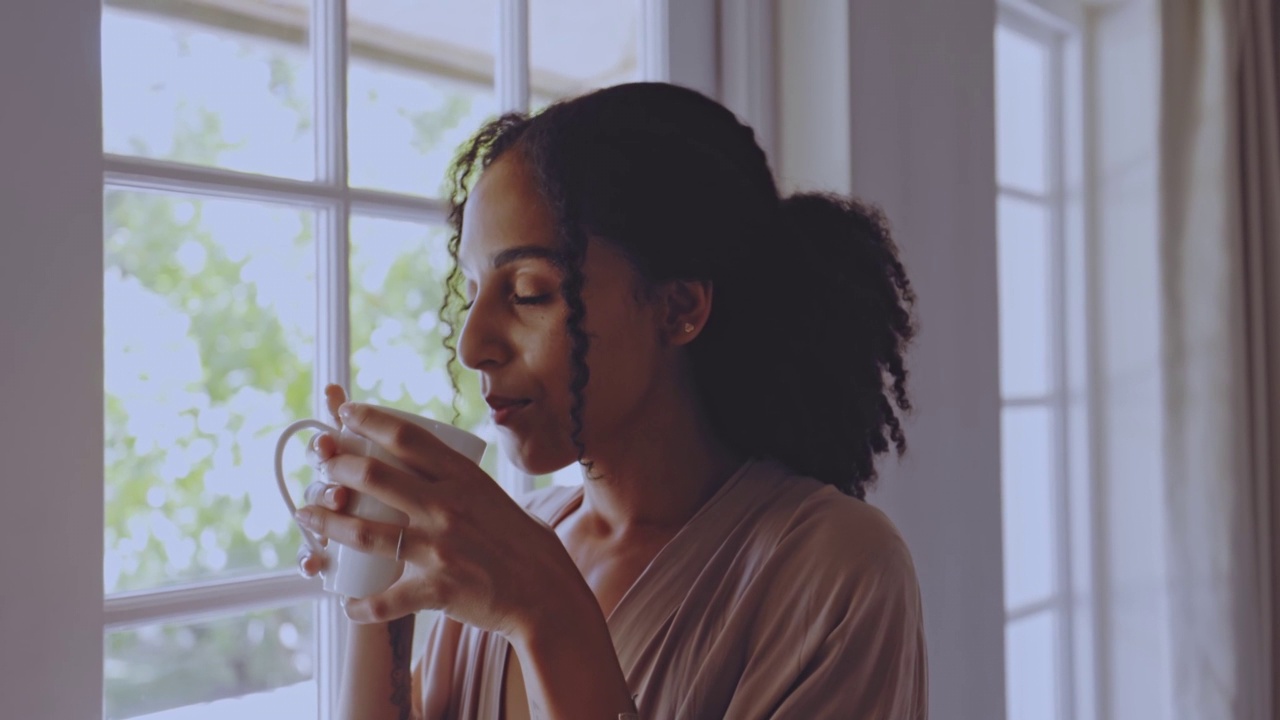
[295, 506, 402, 559]
[303, 481, 349, 511]
[303, 480, 325, 505]
[296, 546, 328, 577]
[343, 578, 422, 624]
[325, 384, 348, 427]
[319, 452, 430, 511]
[305, 432, 338, 467]
[337, 402, 460, 480]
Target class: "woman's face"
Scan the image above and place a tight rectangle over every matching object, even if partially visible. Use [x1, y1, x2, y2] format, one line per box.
[456, 152, 668, 475]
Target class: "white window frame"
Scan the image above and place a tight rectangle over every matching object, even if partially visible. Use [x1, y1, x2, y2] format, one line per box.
[93, 0, 720, 717]
[995, 2, 1090, 720]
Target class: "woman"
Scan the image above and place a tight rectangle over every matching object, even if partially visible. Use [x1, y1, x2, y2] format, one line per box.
[296, 81, 927, 719]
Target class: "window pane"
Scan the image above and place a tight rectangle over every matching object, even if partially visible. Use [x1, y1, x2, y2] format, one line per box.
[998, 195, 1052, 398]
[104, 189, 316, 593]
[102, 2, 314, 180]
[532, 464, 585, 489]
[1005, 611, 1060, 720]
[105, 601, 316, 720]
[995, 25, 1048, 194]
[347, 0, 500, 196]
[349, 217, 495, 478]
[1002, 405, 1058, 610]
[531, 0, 641, 109]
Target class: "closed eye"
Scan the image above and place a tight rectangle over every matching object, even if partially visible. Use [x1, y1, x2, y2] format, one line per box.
[512, 294, 552, 306]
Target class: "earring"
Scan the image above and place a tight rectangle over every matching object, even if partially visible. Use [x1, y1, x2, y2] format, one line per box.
[682, 322, 695, 333]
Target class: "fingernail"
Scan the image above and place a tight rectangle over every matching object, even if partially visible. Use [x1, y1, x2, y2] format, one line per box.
[339, 403, 355, 422]
[296, 509, 316, 527]
[324, 487, 338, 505]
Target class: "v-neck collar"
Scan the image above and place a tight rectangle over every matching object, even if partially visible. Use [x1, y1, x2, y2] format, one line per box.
[587, 459, 764, 664]
[541, 458, 760, 623]
[488, 458, 766, 715]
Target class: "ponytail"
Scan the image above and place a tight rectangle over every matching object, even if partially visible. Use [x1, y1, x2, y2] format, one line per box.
[778, 193, 916, 496]
[679, 192, 915, 499]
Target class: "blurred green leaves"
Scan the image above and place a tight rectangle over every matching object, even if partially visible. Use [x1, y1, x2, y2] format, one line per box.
[103, 28, 490, 716]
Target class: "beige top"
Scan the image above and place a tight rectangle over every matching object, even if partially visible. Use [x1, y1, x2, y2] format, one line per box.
[415, 458, 928, 719]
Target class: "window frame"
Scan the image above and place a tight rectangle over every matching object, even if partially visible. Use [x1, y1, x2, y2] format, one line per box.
[995, 3, 1089, 720]
[96, 0, 720, 716]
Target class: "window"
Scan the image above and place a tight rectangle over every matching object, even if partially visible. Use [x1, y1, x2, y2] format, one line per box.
[101, 1, 646, 717]
[994, 5, 1083, 720]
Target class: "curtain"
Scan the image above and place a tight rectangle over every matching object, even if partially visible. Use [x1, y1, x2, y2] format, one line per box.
[1158, 0, 1278, 718]
[1234, 0, 1280, 714]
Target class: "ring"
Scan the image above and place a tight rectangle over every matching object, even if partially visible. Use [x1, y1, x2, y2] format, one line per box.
[395, 527, 406, 562]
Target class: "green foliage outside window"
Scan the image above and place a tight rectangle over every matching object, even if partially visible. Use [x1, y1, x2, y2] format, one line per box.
[104, 22, 493, 717]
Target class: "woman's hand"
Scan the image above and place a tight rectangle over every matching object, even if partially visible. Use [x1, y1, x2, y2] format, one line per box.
[293, 399, 584, 642]
[296, 384, 352, 579]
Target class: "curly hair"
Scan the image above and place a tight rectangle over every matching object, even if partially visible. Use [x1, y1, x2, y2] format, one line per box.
[439, 82, 916, 500]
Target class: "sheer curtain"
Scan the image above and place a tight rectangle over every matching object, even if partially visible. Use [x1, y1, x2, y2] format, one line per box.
[1157, 0, 1278, 718]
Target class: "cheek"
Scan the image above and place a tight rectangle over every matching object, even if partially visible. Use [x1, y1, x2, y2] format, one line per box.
[514, 315, 578, 436]
[523, 315, 573, 399]
[577, 315, 660, 428]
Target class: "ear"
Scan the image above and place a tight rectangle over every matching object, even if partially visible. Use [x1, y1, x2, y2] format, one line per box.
[658, 278, 713, 346]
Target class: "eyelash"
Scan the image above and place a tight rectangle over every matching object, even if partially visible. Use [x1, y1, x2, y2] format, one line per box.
[460, 293, 551, 311]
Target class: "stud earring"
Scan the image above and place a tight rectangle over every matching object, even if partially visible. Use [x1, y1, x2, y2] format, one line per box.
[683, 322, 695, 333]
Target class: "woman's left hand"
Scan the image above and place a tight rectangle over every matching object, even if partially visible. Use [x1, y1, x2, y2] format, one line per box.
[295, 402, 582, 640]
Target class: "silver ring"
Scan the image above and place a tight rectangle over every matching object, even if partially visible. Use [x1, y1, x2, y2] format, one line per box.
[395, 527, 406, 562]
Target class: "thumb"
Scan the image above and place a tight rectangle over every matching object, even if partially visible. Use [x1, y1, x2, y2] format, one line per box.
[324, 384, 349, 428]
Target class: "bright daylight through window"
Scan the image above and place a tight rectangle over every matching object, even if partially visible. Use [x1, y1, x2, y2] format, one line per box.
[995, 8, 1079, 720]
[100, 1, 640, 718]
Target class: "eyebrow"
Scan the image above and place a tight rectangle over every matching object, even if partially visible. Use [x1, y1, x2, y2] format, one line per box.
[491, 245, 564, 269]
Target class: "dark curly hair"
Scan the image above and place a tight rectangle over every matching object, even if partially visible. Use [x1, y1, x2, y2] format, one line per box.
[440, 82, 915, 500]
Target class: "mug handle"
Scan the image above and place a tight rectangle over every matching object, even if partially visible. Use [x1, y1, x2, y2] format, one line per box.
[275, 418, 339, 554]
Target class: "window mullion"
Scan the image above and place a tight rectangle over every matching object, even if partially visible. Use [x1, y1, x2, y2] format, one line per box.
[998, 184, 1052, 205]
[104, 154, 449, 222]
[1047, 33, 1077, 720]
[103, 573, 323, 632]
[639, 0, 670, 82]
[493, 0, 535, 496]
[314, 0, 348, 188]
[497, 0, 530, 113]
[104, 154, 339, 208]
[1005, 595, 1066, 623]
[313, 0, 351, 717]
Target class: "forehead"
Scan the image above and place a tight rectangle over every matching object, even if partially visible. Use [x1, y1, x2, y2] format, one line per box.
[459, 153, 558, 272]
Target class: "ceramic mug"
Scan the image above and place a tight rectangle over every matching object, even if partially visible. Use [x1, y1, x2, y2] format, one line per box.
[274, 406, 486, 598]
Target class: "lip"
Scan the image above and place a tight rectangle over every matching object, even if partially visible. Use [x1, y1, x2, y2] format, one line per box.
[485, 395, 532, 425]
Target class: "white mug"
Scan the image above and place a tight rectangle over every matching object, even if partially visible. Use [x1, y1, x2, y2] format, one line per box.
[274, 405, 487, 598]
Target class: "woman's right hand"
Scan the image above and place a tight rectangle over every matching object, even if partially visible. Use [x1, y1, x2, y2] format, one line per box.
[297, 383, 352, 579]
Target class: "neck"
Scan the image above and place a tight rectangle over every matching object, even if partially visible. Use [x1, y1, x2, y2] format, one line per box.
[573, 378, 745, 535]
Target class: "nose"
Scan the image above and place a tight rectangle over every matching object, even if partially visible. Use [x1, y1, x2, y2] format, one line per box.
[456, 295, 510, 372]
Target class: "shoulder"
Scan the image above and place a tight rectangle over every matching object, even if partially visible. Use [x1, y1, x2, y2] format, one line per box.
[731, 465, 926, 677]
[784, 485, 914, 570]
[749, 464, 920, 603]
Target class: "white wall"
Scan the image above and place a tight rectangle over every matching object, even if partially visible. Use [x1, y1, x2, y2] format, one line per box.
[0, 1, 105, 718]
[778, 1, 1007, 717]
